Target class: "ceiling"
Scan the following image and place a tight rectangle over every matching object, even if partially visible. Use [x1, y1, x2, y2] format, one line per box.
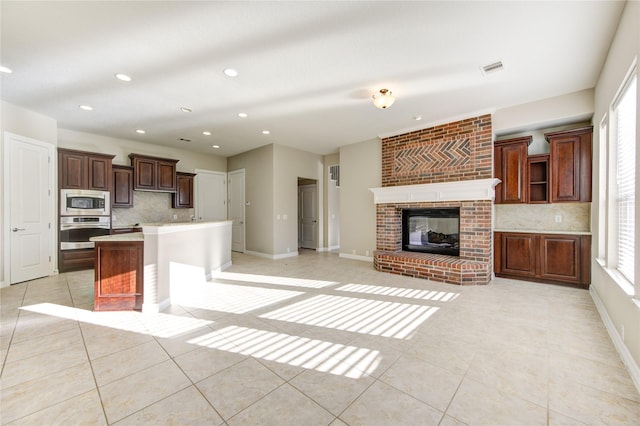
[0, 1, 625, 157]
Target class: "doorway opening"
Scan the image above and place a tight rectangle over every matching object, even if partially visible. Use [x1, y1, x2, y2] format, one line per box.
[298, 177, 318, 250]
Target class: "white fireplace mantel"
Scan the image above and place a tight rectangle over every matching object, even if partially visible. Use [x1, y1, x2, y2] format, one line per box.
[369, 178, 501, 204]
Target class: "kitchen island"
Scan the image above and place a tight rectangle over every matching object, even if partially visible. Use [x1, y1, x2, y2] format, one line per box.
[91, 221, 232, 312]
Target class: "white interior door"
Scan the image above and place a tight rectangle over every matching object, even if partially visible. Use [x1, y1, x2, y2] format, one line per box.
[299, 183, 318, 249]
[195, 170, 227, 221]
[4, 133, 54, 285]
[228, 169, 245, 253]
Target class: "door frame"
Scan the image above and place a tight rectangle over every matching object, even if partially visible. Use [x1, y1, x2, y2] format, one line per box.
[2, 132, 56, 287]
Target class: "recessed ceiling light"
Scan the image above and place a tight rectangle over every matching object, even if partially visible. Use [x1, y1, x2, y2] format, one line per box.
[238, 112, 248, 118]
[79, 105, 93, 111]
[180, 107, 193, 113]
[115, 73, 132, 82]
[223, 68, 238, 77]
[0, 66, 13, 74]
[212, 145, 220, 149]
[262, 130, 270, 135]
[136, 129, 146, 134]
[413, 116, 423, 121]
[203, 131, 211, 136]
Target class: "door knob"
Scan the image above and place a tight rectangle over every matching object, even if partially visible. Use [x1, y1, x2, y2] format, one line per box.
[12, 227, 26, 232]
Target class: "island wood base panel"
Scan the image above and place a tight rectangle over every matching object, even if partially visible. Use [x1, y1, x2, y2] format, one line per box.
[94, 240, 143, 311]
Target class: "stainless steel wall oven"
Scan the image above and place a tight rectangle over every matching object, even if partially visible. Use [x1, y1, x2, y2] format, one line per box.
[59, 216, 111, 250]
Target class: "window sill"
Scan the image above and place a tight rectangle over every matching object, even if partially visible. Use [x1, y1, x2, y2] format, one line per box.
[596, 257, 635, 297]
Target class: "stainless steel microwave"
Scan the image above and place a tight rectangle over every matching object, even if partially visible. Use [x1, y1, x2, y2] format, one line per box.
[60, 189, 110, 216]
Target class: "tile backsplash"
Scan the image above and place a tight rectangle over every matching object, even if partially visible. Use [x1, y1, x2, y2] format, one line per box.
[112, 191, 194, 226]
[494, 202, 590, 233]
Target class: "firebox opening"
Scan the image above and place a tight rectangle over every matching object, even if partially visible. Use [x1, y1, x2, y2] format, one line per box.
[402, 208, 460, 256]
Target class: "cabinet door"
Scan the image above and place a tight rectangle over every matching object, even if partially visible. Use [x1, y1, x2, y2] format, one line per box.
[494, 137, 529, 204]
[172, 173, 195, 208]
[112, 166, 134, 207]
[539, 234, 581, 284]
[94, 241, 143, 311]
[547, 127, 592, 203]
[59, 151, 87, 189]
[133, 158, 157, 190]
[157, 160, 177, 192]
[500, 233, 537, 277]
[550, 137, 581, 202]
[88, 155, 112, 191]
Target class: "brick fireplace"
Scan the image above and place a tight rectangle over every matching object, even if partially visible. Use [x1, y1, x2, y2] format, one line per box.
[370, 114, 497, 285]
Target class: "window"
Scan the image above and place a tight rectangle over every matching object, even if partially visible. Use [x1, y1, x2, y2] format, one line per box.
[613, 73, 636, 284]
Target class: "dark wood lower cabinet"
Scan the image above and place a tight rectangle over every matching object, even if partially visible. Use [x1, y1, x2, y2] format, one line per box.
[94, 241, 143, 311]
[495, 232, 590, 288]
[59, 249, 94, 272]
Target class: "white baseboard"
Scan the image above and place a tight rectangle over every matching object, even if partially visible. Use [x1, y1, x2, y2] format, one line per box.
[316, 246, 340, 252]
[339, 253, 373, 262]
[590, 287, 640, 394]
[245, 250, 299, 260]
[142, 297, 171, 314]
[205, 261, 233, 280]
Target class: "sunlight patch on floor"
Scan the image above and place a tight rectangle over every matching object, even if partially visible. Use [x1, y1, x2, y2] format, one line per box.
[212, 271, 338, 289]
[260, 295, 439, 339]
[189, 325, 380, 378]
[20, 303, 213, 338]
[336, 283, 460, 302]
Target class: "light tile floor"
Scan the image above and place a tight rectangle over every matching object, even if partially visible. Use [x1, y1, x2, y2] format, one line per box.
[1, 250, 639, 425]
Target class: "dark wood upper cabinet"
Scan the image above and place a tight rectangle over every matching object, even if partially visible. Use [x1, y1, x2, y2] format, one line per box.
[172, 172, 196, 208]
[58, 148, 114, 190]
[112, 165, 134, 208]
[494, 136, 531, 204]
[129, 153, 178, 192]
[546, 126, 593, 203]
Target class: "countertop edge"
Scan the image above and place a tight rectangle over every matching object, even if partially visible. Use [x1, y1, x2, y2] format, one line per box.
[494, 229, 592, 235]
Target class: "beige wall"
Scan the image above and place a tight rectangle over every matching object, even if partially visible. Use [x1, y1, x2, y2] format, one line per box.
[57, 128, 227, 173]
[227, 144, 274, 255]
[323, 153, 340, 250]
[592, 0, 640, 379]
[493, 89, 594, 138]
[339, 138, 380, 259]
[1, 102, 58, 286]
[273, 144, 324, 255]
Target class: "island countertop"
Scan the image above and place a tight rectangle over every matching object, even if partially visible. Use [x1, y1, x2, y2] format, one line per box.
[91, 232, 144, 242]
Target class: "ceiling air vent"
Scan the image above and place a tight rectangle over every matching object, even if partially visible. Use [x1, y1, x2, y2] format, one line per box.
[481, 60, 504, 76]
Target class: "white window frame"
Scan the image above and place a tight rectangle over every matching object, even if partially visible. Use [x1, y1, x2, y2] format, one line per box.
[603, 64, 637, 295]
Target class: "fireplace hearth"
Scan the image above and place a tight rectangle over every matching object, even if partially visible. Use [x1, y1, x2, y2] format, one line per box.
[402, 208, 460, 256]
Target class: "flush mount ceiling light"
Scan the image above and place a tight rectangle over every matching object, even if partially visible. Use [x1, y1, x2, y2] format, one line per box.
[79, 105, 93, 111]
[115, 73, 132, 82]
[212, 145, 220, 149]
[180, 106, 193, 113]
[238, 112, 248, 118]
[223, 68, 238, 77]
[262, 130, 270, 135]
[0, 65, 13, 74]
[372, 89, 395, 109]
[203, 131, 211, 136]
[413, 115, 423, 121]
[136, 129, 146, 134]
